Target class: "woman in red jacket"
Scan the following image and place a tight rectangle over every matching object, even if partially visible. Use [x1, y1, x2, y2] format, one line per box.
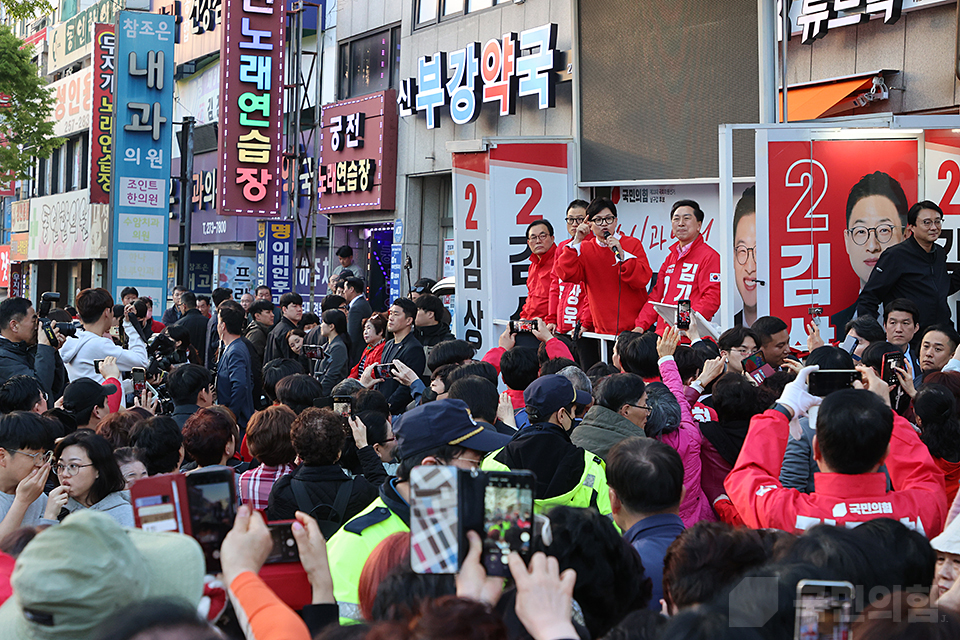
[349, 313, 387, 379]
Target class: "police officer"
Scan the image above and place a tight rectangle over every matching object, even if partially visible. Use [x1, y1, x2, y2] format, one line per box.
[482, 374, 611, 515]
[326, 399, 511, 623]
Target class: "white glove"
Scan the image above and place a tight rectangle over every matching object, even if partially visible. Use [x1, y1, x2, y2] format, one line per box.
[778, 364, 821, 419]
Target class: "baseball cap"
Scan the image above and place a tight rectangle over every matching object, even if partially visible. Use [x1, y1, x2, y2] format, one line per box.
[524, 374, 592, 418]
[61, 378, 118, 416]
[394, 399, 512, 460]
[931, 515, 960, 555]
[0, 510, 204, 640]
[411, 278, 437, 295]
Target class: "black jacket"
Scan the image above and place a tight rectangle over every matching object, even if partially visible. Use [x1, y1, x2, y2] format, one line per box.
[377, 333, 426, 415]
[264, 317, 298, 363]
[0, 338, 67, 401]
[266, 446, 387, 529]
[856, 236, 960, 328]
[172, 403, 200, 431]
[318, 334, 350, 397]
[497, 422, 585, 501]
[414, 322, 455, 348]
[175, 309, 211, 361]
[347, 296, 373, 366]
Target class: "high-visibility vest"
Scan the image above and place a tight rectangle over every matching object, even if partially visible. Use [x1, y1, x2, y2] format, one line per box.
[326, 497, 408, 624]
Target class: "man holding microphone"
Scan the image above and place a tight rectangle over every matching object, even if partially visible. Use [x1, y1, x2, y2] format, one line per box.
[555, 197, 652, 338]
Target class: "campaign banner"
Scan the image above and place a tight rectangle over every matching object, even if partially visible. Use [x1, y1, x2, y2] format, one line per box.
[0, 246, 9, 288]
[111, 12, 175, 305]
[28, 190, 109, 261]
[91, 24, 115, 205]
[452, 152, 489, 350]
[760, 137, 919, 347]
[217, 0, 286, 216]
[923, 130, 960, 323]
[256, 220, 294, 303]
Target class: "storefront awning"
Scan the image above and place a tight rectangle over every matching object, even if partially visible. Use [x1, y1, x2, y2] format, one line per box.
[778, 71, 896, 122]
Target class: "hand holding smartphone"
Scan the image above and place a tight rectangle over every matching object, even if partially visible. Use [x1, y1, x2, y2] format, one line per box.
[675, 300, 692, 331]
[881, 351, 906, 386]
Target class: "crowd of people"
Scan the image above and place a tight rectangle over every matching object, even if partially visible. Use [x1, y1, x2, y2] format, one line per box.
[0, 204, 959, 640]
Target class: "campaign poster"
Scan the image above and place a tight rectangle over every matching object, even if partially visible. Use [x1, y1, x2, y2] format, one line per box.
[762, 138, 919, 347]
[923, 130, 960, 323]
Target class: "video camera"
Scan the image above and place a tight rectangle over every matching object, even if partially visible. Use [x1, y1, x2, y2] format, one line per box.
[38, 292, 77, 342]
[145, 332, 188, 378]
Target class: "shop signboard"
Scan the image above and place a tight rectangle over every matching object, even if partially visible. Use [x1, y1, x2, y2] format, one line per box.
[174, 61, 220, 125]
[257, 220, 293, 303]
[318, 90, 398, 213]
[217, 0, 286, 216]
[389, 244, 402, 303]
[49, 0, 125, 73]
[28, 190, 109, 261]
[9, 233, 28, 262]
[451, 143, 573, 350]
[49, 66, 93, 138]
[9, 262, 22, 297]
[755, 135, 919, 347]
[0, 246, 9, 288]
[110, 11, 175, 306]
[11, 200, 29, 233]
[187, 251, 214, 293]
[294, 249, 331, 313]
[91, 23, 115, 205]
[218, 255, 257, 300]
[789, 0, 950, 44]
[399, 23, 559, 130]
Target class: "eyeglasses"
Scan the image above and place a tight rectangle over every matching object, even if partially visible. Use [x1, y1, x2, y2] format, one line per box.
[451, 453, 483, 466]
[527, 232, 551, 242]
[565, 216, 585, 225]
[54, 462, 94, 476]
[590, 215, 617, 226]
[7, 449, 53, 464]
[917, 217, 943, 229]
[847, 224, 899, 246]
[730, 346, 756, 355]
[736, 246, 757, 265]
[339, 304, 349, 312]
[625, 403, 652, 412]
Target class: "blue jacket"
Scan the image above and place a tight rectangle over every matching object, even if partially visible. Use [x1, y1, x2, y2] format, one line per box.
[217, 338, 254, 429]
[622, 513, 685, 610]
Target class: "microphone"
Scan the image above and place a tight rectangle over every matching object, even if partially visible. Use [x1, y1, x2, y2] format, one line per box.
[603, 230, 622, 261]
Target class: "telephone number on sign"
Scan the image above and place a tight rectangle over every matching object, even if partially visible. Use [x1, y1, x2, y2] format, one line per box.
[202, 220, 227, 235]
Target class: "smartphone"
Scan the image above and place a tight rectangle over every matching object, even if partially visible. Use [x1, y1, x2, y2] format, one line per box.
[373, 363, 394, 379]
[265, 521, 301, 564]
[807, 370, 862, 397]
[410, 465, 460, 574]
[302, 344, 324, 359]
[94, 359, 104, 375]
[676, 300, 692, 331]
[333, 394, 353, 417]
[742, 352, 776, 384]
[881, 351, 906, 386]
[794, 579, 854, 640]
[132, 367, 146, 395]
[509, 319, 536, 334]
[482, 471, 535, 577]
[185, 468, 237, 573]
[839, 334, 861, 362]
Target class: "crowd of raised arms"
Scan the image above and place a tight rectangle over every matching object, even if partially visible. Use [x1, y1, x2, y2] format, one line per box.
[2, 199, 960, 640]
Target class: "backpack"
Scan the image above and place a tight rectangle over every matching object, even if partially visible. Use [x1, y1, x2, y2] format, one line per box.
[291, 477, 355, 538]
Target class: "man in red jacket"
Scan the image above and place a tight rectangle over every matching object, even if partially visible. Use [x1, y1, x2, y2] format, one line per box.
[635, 200, 720, 334]
[520, 220, 557, 324]
[548, 200, 593, 336]
[725, 364, 947, 538]
[555, 197, 652, 336]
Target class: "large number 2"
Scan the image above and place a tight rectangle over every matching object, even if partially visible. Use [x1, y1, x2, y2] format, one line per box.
[939, 160, 960, 215]
[515, 178, 543, 224]
[465, 183, 478, 230]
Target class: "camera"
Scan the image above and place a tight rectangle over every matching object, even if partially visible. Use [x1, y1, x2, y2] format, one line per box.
[146, 332, 187, 378]
[38, 292, 77, 342]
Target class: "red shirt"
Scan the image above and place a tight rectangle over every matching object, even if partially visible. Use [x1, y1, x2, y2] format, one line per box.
[350, 340, 386, 379]
[635, 234, 721, 332]
[548, 238, 593, 334]
[725, 409, 947, 538]
[521, 243, 557, 323]
[555, 234, 652, 335]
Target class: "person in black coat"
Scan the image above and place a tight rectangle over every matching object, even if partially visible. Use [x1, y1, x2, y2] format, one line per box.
[367, 298, 426, 415]
[342, 277, 373, 366]
[173, 291, 210, 361]
[266, 407, 386, 535]
[265, 292, 304, 363]
[0, 297, 67, 400]
[317, 310, 351, 398]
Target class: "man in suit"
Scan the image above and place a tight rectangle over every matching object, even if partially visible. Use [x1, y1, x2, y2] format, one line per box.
[216, 301, 255, 430]
[204, 288, 234, 369]
[174, 291, 210, 359]
[342, 276, 372, 366]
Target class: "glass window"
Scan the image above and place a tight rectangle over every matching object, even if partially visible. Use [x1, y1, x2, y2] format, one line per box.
[348, 31, 392, 98]
[442, 0, 464, 17]
[391, 26, 401, 91]
[467, 0, 495, 10]
[417, 0, 437, 24]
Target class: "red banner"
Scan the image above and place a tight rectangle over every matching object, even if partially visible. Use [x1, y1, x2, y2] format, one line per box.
[217, 0, 285, 216]
[0, 246, 9, 288]
[766, 139, 918, 347]
[90, 23, 114, 205]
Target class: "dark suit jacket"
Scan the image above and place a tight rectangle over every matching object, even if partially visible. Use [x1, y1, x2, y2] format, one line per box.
[217, 339, 254, 429]
[347, 296, 373, 365]
[175, 309, 210, 359]
[264, 317, 297, 363]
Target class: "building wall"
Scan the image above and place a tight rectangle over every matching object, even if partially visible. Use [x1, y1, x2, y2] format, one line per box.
[786, 4, 960, 115]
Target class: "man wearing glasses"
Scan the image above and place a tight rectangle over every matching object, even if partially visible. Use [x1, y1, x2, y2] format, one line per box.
[0, 412, 62, 540]
[548, 200, 592, 331]
[857, 200, 960, 329]
[519, 219, 558, 326]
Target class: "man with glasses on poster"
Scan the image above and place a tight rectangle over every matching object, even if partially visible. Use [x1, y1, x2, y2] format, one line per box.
[857, 201, 960, 330]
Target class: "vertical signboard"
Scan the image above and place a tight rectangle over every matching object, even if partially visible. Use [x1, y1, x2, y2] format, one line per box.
[8, 262, 22, 297]
[91, 23, 115, 205]
[0, 246, 9, 289]
[923, 130, 960, 323]
[217, 0, 285, 216]
[451, 152, 489, 350]
[111, 11, 175, 305]
[256, 220, 293, 303]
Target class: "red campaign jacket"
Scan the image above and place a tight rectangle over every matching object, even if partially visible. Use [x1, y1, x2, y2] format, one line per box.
[481, 338, 575, 408]
[554, 234, 652, 335]
[635, 234, 721, 332]
[725, 409, 947, 538]
[548, 238, 593, 334]
[521, 242, 557, 324]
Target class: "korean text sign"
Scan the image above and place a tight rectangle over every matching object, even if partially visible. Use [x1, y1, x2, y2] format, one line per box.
[761, 137, 918, 347]
[218, 0, 286, 216]
[256, 220, 293, 303]
[48, 67, 92, 138]
[50, 0, 120, 73]
[318, 90, 398, 214]
[91, 23, 115, 205]
[111, 11, 175, 306]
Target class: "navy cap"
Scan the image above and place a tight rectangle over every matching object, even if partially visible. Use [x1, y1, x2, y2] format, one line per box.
[524, 375, 592, 418]
[62, 378, 118, 415]
[393, 399, 512, 460]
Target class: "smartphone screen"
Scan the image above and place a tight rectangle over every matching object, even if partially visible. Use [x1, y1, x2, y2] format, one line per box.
[265, 521, 300, 564]
[794, 580, 854, 640]
[807, 370, 862, 397]
[882, 351, 905, 386]
[742, 352, 765, 373]
[186, 468, 237, 573]
[332, 395, 353, 417]
[410, 466, 459, 574]
[676, 300, 692, 330]
[132, 367, 146, 394]
[374, 363, 393, 379]
[482, 472, 535, 577]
